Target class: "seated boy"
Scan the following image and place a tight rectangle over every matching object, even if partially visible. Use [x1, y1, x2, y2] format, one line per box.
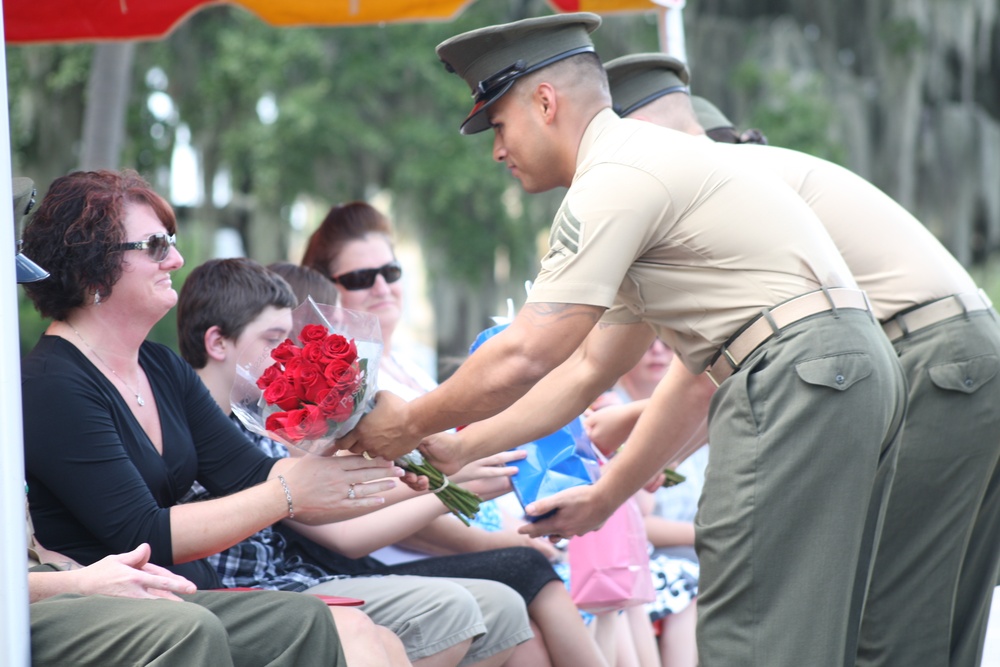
[176, 257, 533, 667]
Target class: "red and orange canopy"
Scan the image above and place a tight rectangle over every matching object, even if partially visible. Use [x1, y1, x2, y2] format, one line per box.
[4, 0, 656, 44]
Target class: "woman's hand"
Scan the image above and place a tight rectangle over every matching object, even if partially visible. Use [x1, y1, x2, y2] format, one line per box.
[447, 449, 525, 501]
[450, 449, 526, 484]
[281, 453, 403, 525]
[71, 543, 197, 601]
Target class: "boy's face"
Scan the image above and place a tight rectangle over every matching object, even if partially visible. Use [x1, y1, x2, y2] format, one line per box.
[229, 305, 294, 378]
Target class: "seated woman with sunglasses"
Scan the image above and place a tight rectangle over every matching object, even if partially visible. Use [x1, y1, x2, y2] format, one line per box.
[302, 202, 608, 667]
[19, 170, 412, 667]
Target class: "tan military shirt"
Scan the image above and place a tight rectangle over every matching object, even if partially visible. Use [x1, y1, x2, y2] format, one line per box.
[716, 143, 977, 321]
[527, 108, 856, 373]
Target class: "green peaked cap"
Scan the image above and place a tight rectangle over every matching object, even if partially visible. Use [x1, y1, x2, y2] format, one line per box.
[605, 52, 690, 117]
[436, 12, 602, 135]
[691, 95, 735, 132]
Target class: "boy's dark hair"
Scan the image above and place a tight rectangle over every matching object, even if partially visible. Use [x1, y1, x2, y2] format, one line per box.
[177, 257, 297, 369]
[267, 262, 340, 307]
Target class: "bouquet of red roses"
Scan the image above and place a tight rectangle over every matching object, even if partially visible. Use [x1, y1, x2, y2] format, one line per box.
[256, 326, 369, 444]
[232, 298, 481, 523]
[232, 297, 382, 455]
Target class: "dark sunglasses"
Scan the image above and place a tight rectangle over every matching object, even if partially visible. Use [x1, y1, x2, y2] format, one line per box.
[331, 261, 402, 291]
[116, 232, 177, 263]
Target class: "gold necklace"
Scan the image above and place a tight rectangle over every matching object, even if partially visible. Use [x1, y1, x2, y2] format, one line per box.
[69, 324, 145, 407]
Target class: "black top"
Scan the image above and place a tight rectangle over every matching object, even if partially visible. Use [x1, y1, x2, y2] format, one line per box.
[22, 335, 277, 589]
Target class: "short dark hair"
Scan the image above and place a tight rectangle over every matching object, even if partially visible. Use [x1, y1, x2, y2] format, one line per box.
[301, 202, 394, 279]
[518, 51, 607, 99]
[22, 169, 176, 320]
[177, 258, 297, 369]
[267, 262, 340, 307]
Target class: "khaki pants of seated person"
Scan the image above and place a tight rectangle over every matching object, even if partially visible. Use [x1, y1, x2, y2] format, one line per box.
[307, 574, 533, 666]
[30, 586, 344, 667]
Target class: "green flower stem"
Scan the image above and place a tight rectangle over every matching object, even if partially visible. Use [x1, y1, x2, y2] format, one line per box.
[662, 468, 687, 488]
[396, 452, 481, 526]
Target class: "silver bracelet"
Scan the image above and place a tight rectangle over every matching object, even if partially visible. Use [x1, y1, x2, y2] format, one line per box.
[276, 474, 295, 519]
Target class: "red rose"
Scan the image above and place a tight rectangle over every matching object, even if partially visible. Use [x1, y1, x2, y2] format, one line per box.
[290, 404, 330, 440]
[283, 356, 306, 377]
[265, 406, 329, 442]
[293, 362, 330, 405]
[256, 364, 283, 390]
[323, 358, 360, 394]
[265, 410, 295, 438]
[321, 334, 357, 365]
[271, 339, 301, 364]
[319, 390, 355, 423]
[299, 324, 328, 345]
[263, 375, 300, 411]
[300, 341, 326, 365]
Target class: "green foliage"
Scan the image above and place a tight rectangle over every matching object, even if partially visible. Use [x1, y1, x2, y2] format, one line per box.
[8, 1, 659, 357]
[6, 44, 93, 187]
[735, 66, 846, 165]
[132, 2, 554, 285]
[881, 18, 924, 58]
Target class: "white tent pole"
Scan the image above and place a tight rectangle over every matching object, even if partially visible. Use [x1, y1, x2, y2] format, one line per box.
[654, 0, 688, 62]
[0, 1, 32, 664]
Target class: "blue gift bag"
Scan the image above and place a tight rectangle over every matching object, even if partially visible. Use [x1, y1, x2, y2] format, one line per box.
[469, 322, 509, 354]
[509, 417, 602, 521]
[469, 322, 600, 521]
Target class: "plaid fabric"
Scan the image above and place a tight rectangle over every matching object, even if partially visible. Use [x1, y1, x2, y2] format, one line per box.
[180, 416, 347, 591]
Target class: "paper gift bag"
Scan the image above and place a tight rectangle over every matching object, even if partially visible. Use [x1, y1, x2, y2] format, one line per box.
[468, 321, 599, 521]
[568, 497, 655, 613]
[509, 417, 601, 521]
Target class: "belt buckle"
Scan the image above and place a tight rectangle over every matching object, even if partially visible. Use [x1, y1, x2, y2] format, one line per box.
[706, 347, 739, 387]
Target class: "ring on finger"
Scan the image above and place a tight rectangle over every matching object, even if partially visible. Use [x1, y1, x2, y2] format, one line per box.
[362, 451, 374, 461]
[347, 484, 356, 500]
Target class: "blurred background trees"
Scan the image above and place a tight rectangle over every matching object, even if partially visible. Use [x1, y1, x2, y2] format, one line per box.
[9, 0, 1000, 374]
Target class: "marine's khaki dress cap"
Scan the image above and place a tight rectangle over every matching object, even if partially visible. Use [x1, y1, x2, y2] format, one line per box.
[604, 52, 690, 117]
[691, 95, 735, 132]
[436, 12, 601, 135]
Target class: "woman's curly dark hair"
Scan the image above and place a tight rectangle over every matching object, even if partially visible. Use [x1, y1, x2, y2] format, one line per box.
[21, 169, 176, 321]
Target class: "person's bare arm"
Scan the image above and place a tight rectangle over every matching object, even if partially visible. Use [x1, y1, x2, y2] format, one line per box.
[423, 320, 656, 473]
[338, 302, 606, 461]
[281, 450, 522, 558]
[519, 361, 717, 538]
[583, 399, 649, 454]
[384, 514, 536, 557]
[169, 455, 400, 563]
[644, 515, 696, 548]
